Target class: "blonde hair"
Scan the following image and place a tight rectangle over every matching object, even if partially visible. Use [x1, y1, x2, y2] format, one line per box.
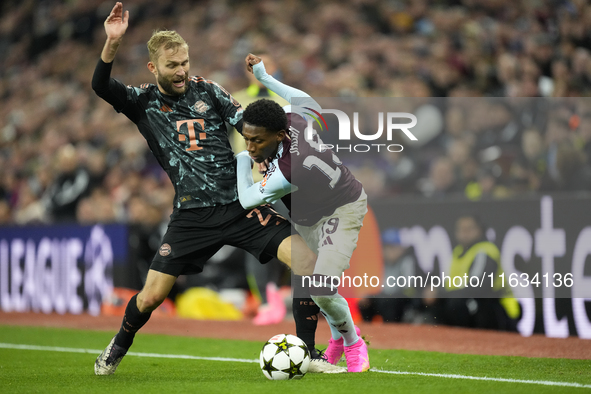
[147, 30, 188, 63]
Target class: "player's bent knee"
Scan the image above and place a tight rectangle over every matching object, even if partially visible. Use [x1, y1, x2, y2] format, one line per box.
[285, 235, 316, 276]
[136, 291, 166, 313]
[137, 269, 176, 312]
[294, 255, 315, 276]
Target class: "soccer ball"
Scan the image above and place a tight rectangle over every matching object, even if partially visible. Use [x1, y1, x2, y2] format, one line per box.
[259, 334, 310, 380]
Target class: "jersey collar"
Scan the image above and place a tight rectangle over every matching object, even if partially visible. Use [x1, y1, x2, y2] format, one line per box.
[275, 140, 284, 159]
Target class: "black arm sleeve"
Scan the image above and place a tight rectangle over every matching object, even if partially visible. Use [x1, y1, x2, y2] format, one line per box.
[234, 119, 243, 134]
[91, 59, 128, 112]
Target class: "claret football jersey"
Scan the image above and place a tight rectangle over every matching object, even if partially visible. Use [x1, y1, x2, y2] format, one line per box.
[261, 113, 362, 225]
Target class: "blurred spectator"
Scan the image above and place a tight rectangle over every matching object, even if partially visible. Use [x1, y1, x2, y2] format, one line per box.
[44, 144, 90, 222]
[544, 116, 572, 187]
[465, 164, 511, 200]
[418, 157, 459, 198]
[76, 188, 118, 224]
[447, 139, 471, 171]
[0, 201, 11, 224]
[0, 0, 591, 225]
[349, 161, 388, 199]
[75, 197, 95, 225]
[458, 156, 480, 195]
[85, 149, 109, 193]
[381, 149, 419, 194]
[521, 128, 547, 172]
[126, 195, 175, 295]
[515, 127, 548, 191]
[474, 165, 511, 199]
[555, 140, 591, 191]
[576, 113, 591, 160]
[428, 214, 520, 331]
[13, 182, 47, 224]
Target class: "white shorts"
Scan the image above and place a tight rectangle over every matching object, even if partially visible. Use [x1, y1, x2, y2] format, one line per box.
[294, 189, 367, 277]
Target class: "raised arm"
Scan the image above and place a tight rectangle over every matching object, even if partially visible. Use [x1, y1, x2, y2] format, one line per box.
[101, 2, 129, 63]
[92, 2, 132, 115]
[245, 54, 320, 111]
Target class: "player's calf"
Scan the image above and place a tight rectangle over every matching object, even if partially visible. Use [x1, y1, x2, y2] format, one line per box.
[277, 234, 316, 276]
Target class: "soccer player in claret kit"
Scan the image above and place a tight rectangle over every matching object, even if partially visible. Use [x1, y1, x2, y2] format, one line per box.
[91, 3, 321, 375]
[235, 54, 371, 373]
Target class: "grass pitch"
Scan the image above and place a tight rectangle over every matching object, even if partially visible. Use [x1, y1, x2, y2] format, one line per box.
[0, 325, 589, 393]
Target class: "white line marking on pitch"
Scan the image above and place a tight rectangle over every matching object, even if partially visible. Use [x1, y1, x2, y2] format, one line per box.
[0, 343, 256, 363]
[1, 343, 590, 389]
[371, 369, 591, 389]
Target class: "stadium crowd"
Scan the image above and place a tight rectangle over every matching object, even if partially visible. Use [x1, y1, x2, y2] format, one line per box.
[1, 0, 591, 226]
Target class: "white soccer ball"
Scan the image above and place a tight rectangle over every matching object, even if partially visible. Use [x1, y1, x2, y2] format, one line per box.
[259, 334, 310, 380]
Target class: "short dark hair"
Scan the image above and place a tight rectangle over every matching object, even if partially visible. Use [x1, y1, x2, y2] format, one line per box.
[457, 213, 485, 232]
[243, 99, 287, 133]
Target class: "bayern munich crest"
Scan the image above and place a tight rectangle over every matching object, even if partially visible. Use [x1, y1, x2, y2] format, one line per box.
[193, 100, 209, 114]
[159, 243, 171, 256]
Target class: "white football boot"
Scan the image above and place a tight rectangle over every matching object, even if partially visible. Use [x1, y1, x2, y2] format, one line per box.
[307, 348, 347, 374]
[94, 336, 127, 375]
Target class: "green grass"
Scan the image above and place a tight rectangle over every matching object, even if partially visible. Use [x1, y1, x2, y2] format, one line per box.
[0, 325, 590, 393]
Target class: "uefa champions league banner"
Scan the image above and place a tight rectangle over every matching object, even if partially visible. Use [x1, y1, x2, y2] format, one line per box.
[0, 224, 127, 316]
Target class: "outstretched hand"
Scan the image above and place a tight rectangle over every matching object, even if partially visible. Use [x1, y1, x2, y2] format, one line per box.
[245, 53, 262, 74]
[104, 2, 129, 40]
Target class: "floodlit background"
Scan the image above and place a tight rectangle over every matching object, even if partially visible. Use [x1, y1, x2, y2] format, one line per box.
[1, 0, 591, 337]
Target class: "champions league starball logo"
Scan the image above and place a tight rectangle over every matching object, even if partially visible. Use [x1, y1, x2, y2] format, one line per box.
[290, 103, 418, 153]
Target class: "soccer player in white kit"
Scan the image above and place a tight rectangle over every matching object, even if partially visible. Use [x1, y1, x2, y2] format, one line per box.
[236, 54, 370, 373]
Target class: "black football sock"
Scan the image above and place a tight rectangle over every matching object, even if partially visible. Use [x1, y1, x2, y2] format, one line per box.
[292, 297, 320, 351]
[114, 294, 152, 350]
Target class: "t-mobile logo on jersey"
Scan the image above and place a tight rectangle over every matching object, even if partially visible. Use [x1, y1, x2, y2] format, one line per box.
[300, 109, 418, 153]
